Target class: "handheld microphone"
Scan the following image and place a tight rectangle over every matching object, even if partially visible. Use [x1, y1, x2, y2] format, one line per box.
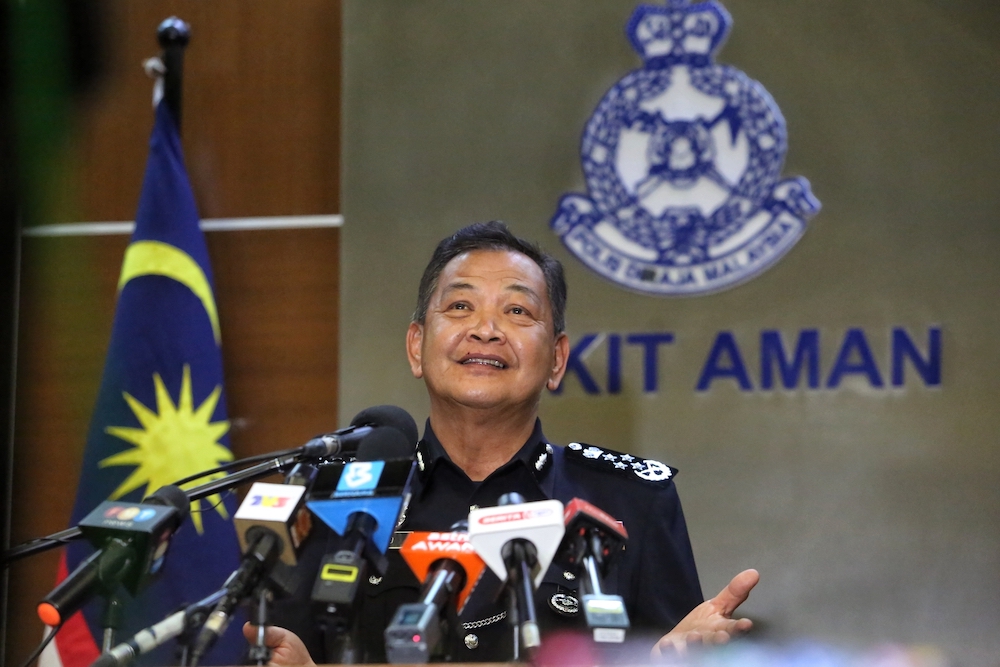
[300, 405, 418, 459]
[37, 485, 190, 627]
[384, 528, 488, 663]
[188, 527, 281, 665]
[556, 498, 630, 643]
[468, 494, 565, 652]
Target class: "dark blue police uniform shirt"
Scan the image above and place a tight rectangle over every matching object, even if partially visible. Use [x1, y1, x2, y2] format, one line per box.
[271, 419, 703, 662]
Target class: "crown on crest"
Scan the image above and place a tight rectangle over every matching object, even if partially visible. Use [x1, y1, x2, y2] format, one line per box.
[626, 0, 732, 66]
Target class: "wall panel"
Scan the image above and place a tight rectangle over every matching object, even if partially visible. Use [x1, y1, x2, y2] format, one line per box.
[4, 2, 341, 665]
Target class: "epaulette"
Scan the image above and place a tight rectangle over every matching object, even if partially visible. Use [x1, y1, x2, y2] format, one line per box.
[564, 442, 677, 484]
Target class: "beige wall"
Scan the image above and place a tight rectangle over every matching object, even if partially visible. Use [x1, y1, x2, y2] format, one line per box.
[340, 1, 1000, 662]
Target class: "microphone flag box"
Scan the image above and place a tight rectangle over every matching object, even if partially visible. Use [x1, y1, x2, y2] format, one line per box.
[468, 499, 565, 587]
[234, 482, 308, 565]
[556, 497, 628, 571]
[399, 531, 487, 613]
[78, 500, 181, 594]
[306, 459, 415, 554]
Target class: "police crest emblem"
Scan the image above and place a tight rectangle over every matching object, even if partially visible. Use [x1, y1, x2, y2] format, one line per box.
[551, 0, 820, 296]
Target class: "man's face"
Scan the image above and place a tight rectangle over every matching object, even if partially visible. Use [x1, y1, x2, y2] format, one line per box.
[407, 249, 569, 413]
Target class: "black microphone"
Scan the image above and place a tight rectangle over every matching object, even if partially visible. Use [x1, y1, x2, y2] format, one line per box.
[300, 405, 418, 459]
[467, 494, 565, 655]
[191, 460, 321, 665]
[37, 485, 190, 628]
[555, 498, 630, 642]
[309, 428, 415, 609]
[308, 428, 417, 663]
[188, 527, 281, 665]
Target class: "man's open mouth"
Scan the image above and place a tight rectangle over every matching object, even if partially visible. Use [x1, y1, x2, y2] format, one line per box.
[461, 357, 507, 369]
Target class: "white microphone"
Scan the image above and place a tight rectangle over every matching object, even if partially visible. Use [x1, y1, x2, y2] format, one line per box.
[468, 494, 565, 652]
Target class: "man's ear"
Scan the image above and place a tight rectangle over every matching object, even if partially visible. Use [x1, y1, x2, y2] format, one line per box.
[547, 332, 570, 391]
[406, 321, 424, 379]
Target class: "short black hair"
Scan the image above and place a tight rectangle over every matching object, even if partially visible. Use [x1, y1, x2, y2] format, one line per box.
[413, 221, 567, 334]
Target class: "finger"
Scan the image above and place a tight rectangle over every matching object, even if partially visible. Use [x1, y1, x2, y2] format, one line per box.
[702, 630, 730, 645]
[712, 568, 759, 616]
[242, 622, 287, 647]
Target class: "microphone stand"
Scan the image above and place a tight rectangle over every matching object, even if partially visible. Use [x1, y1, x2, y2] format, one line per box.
[101, 593, 125, 653]
[2, 453, 300, 566]
[247, 585, 274, 665]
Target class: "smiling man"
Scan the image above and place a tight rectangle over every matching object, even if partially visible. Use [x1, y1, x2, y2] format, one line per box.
[251, 221, 757, 663]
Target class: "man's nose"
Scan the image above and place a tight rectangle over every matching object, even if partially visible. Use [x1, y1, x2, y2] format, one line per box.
[468, 311, 505, 342]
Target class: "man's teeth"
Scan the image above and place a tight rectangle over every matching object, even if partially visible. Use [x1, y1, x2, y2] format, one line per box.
[464, 358, 506, 368]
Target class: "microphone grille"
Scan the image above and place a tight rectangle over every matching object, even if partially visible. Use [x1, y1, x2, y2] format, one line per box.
[349, 405, 418, 445]
[356, 427, 414, 461]
[144, 484, 191, 521]
[498, 492, 526, 506]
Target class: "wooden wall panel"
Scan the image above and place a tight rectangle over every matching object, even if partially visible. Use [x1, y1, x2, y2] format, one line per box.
[4, 2, 341, 665]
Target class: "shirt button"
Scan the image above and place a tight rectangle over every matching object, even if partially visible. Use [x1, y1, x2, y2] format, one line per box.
[464, 634, 479, 649]
[469, 504, 479, 512]
[369, 576, 382, 585]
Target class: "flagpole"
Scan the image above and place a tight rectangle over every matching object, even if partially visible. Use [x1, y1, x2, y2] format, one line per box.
[157, 17, 190, 131]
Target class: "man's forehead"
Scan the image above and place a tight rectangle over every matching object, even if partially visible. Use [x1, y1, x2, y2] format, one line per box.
[437, 249, 546, 290]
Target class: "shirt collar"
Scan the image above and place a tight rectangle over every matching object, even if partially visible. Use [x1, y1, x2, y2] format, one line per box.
[414, 418, 554, 490]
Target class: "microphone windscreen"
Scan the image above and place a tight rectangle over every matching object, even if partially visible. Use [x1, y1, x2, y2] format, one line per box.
[144, 484, 191, 521]
[498, 492, 526, 506]
[356, 427, 414, 461]
[349, 405, 418, 445]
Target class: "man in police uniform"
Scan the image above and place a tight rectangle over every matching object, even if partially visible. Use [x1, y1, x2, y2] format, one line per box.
[248, 222, 758, 663]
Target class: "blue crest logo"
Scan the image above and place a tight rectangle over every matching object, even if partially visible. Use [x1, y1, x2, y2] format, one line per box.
[551, 1, 820, 296]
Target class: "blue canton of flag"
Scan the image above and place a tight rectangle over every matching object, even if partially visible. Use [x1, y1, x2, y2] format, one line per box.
[44, 102, 244, 667]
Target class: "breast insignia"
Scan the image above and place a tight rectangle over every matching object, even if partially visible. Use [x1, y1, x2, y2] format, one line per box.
[566, 442, 676, 483]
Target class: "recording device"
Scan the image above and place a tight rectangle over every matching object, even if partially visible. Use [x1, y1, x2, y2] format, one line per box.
[384, 527, 488, 663]
[556, 498, 630, 643]
[299, 404, 418, 459]
[37, 485, 190, 627]
[468, 494, 565, 653]
[307, 426, 417, 662]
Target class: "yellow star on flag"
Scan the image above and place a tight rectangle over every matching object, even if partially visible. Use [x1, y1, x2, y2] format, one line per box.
[100, 364, 234, 534]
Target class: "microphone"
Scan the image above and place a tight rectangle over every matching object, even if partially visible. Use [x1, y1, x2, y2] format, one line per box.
[468, 494, 565, 652]
[300, 405, 418, 459]
[37, 485, 190, 627]
[188, 527, 282, 665]
[89, 588, 226, 667]
[233, 476, 311, 567]
[190, 461, 320, 664]
[307, 427, 417, 662]
[384, 526, 488, 663]
[555, 498, 630, 643]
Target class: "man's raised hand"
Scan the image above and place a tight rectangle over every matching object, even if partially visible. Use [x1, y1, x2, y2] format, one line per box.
[652, 568, 759, 657]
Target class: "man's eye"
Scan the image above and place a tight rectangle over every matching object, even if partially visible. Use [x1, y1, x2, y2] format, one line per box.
[510, 306, 525, 315]
[450, 302, 469, 310]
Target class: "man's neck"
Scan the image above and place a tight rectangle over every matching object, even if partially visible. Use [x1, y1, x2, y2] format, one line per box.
[427, 402, 538, 482]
